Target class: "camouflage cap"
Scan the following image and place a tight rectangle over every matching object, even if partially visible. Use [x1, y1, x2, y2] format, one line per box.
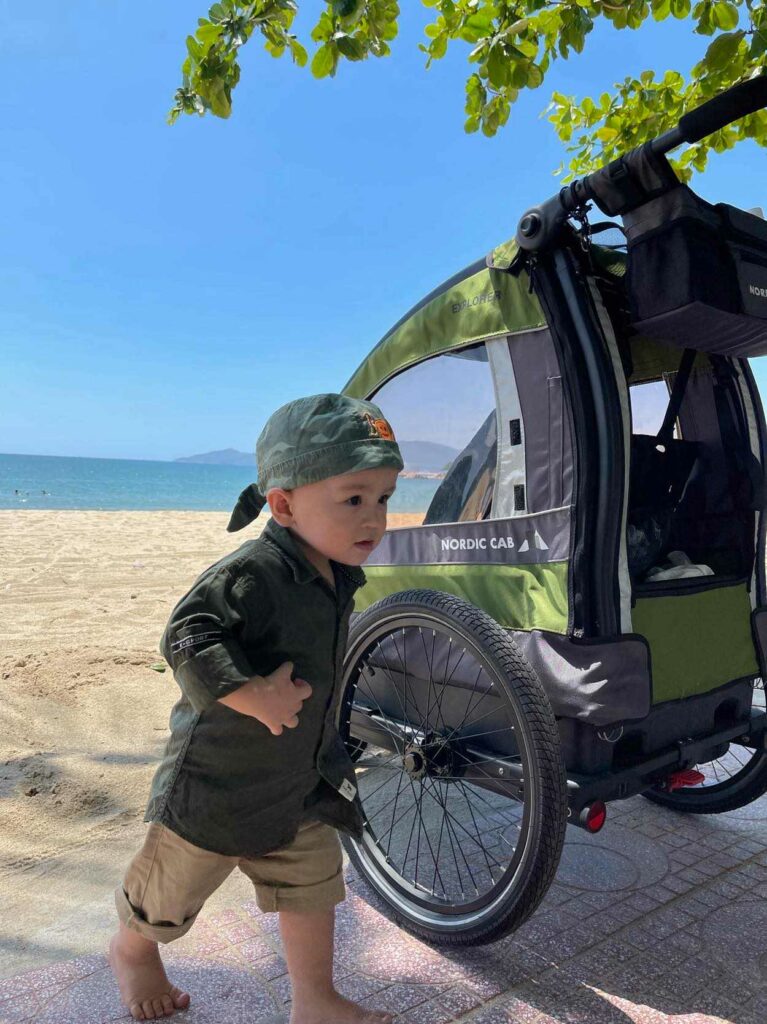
[227, 393, 404, 532]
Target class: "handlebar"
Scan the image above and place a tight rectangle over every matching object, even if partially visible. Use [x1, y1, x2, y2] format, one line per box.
[516, 74, 767, 252]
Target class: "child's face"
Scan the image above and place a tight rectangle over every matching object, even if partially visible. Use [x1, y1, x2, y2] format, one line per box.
[268, 465, 399, 568]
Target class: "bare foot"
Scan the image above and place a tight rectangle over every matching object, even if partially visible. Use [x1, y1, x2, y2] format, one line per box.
[109, 930, 190, 1020]
[289, 990, 393, 1024]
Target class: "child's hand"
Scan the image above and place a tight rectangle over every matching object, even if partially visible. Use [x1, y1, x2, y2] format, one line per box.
[217, 660, 313, 735]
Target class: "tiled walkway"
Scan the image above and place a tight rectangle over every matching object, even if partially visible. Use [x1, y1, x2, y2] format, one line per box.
[1, 792, 766, 1024]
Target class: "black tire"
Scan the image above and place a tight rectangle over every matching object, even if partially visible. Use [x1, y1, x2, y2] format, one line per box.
[339, 588, 567, 946]
[643, 678, 767, 813]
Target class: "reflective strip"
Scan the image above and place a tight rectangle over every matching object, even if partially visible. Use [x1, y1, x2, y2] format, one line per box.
[369, 507, 571, 566]
[586, 278, 633, 633]
[170, 631, 224, 655]
[486, 335, 527, 516]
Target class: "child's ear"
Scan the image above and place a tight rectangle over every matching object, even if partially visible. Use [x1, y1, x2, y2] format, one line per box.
[266, 487, 295, 526]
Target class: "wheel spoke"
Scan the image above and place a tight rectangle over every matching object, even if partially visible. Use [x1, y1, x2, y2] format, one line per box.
[422, 778, 481, 895]
[386, 769, 407, 862]
[420, 778, 504, 870]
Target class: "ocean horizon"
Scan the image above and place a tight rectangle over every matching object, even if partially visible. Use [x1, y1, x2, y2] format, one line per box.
[0, 452, 436, 514]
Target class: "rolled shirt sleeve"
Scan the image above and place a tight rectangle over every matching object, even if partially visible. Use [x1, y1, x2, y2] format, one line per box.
[161, 568, 258, 713]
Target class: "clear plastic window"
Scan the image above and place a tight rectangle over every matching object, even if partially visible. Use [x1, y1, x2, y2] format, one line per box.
[371, 343, 497, 525]
[629, 378, 675, 438]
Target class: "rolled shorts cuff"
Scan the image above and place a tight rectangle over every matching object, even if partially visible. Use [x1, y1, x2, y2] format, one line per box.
[114, 885, 199, 945]
[254, 870, 345, 914]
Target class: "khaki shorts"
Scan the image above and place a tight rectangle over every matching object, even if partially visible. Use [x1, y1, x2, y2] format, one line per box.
[115, 821, 344, 944]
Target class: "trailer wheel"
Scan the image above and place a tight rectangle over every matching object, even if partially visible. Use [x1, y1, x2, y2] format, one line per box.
[339, 589, 567, 946]
[643, 679, 767, 813]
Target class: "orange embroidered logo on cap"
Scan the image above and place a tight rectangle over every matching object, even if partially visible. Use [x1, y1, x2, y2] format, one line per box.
[364, 413, 396, 441]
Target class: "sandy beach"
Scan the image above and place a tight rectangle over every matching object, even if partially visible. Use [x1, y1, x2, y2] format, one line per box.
[0, 509, 421, 978]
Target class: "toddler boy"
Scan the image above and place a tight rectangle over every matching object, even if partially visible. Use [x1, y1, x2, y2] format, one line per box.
[109, 393, 403, 1023]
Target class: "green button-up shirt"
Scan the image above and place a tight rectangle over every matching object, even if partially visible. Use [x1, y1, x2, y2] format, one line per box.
[145, 517, 366, 858]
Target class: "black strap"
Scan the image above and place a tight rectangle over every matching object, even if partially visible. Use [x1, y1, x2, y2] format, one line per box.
[657, 348, 696, 447]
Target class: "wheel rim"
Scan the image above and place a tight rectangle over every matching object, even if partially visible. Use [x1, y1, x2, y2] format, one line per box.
[340, 611, 540, 923]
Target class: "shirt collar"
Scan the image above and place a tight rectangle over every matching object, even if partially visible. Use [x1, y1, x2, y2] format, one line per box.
[261, 516, 367, 589]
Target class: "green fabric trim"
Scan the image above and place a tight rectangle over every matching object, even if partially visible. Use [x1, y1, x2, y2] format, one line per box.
[633, 583, 758, 703]
[354, 562, 570, 633]
[343, 264, 545, 399]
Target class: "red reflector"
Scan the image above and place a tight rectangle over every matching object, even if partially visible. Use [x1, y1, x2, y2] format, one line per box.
[662, 768, 706, 792]
[584, 801, 607, 833]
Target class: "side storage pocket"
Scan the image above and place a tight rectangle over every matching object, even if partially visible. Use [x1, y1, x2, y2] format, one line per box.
[511, 629, 652, 726]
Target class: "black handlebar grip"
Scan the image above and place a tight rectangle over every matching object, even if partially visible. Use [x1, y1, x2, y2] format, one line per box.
[679, 75, 767, 145]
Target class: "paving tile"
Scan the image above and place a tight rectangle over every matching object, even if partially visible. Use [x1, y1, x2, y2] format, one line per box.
[334, 973, 391, 1003]
[359, 981, 446, 1014]
[220, 919, 262, 943]
[236, 936, 278, 963]
[741, 990, 767, 1021]
[668, 848, 700, 867]
[673, 867, 710, 885]
[253, 955, 288, 981]
[692, 857, 727, 878]
[466, 998, 552, 1024]
[658, 874, 694, 895]
[578, 890, 618, 911]
[398, 998, 454, 1024]
[657, 833, 689, 849]
[0, 957, 102, 1002]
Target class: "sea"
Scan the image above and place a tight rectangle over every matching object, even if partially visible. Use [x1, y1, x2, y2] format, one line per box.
[0, 453, 437, 514]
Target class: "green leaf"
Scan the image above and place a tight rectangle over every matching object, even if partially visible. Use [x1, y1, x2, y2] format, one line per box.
[711, 1, 739, 30]
[197, 21, 224, 46]
[526, 62, 544, 88]
[206, 75, 232, 117]
[461, 13, 495, 44]
[486, 43, 509, 88]
[332, 0, 364, 22]
[311, 42, 337, 78]
[703, 30, 744, 69]
[288, 37, 308, 66]
[149, 662, 167, 673]
[335, 33, 366, 60]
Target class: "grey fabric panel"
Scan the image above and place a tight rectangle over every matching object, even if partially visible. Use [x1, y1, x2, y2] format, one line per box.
[367, 508, 571, 566]
[547, 376, 565, 510]
[508, 330, 574, 513]
[487, 336, 526, 516]
[511, 629, 652, 726]
[752, 608, 767, 678]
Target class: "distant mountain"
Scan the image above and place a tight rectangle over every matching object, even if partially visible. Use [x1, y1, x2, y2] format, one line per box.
[397, 440, 459, 472]
[176, 440, 459, 472]
[175, 448, 254, 466]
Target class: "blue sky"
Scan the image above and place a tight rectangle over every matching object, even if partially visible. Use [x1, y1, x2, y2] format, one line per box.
[1, 2, 765, 461]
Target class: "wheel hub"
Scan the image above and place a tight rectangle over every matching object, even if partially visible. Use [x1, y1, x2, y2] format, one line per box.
[403, 734, 455, 780]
